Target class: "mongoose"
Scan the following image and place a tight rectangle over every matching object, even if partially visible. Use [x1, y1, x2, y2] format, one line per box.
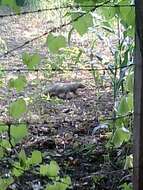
[44, 82, 85, 98]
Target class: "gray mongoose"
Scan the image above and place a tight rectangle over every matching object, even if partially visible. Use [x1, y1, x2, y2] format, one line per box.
[44, 82, 85, 98]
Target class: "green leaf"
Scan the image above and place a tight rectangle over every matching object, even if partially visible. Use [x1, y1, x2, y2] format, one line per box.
[46, 34, 67, 54]
[46, 182, 69, 190]
[62, 176, 72, 186]
[54, 182, 67, 190]
[72, 13, 93, 36]
[0, 177, 14, 190]
[40, 164, 49, 176]
[100, 7, 116, 19]
[112, 127, 131, 148]
[0, 139, 11, 149]
[22, 52, 41, 69]
[0, 147, 4, 159]
[124, 154, 133, 169]
[0, 125, 8, 133]
[1, 0, 20, 12]
[127, 93, 133, 112]
[119, 7, 135, 27]
[10, 124, 28, 144]
[120, 183, 133, 190]
[12, 162, 24, 177]
[126, 73, 134, 93]
[118, 96, 129, 115]
[46, 184, 58, 190]
[126, 26, 134, 38]
[47, 161, 60, 177]
[9, 98, 27, 118]
[8, 75, 27, 92]
[19, 149, 27, 167]
[31, 151, 42, 165]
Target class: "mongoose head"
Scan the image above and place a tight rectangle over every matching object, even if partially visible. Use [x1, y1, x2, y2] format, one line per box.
[77, 83, 85, 89]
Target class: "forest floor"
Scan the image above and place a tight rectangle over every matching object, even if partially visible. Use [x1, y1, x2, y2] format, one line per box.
[0, 8, 132, 190]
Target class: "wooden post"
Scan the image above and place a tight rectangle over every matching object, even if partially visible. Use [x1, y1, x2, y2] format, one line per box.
[133, 0, 143, 189]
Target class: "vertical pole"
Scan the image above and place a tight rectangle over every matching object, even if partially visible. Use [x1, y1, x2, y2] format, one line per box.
[133, 0, 143, 189]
